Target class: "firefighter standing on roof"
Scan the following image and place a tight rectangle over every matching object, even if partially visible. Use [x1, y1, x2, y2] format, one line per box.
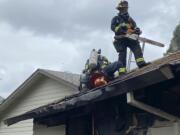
[111, 0, 148, 73]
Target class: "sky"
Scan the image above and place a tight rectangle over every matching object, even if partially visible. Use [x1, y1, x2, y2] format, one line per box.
[0, 0, 180, 98]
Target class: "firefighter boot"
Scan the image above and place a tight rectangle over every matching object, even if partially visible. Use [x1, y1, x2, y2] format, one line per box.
[137, 61, 151, 68]
[136, 57, 151, 68]
[113, 67, 126, 79]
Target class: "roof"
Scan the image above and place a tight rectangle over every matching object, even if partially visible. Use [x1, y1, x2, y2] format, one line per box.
[41, 69, 80, 86]
[4, 51, 180, 126]
[0, 69, 80, 113]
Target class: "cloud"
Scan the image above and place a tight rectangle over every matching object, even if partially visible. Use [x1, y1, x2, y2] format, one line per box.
[0, 0, 115, 40]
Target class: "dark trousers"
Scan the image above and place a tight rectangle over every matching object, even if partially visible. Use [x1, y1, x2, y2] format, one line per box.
[114, 38, 145, 68]
[103, 61, 123, 80]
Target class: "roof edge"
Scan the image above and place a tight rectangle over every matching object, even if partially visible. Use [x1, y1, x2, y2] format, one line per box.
[0, 69, 42, 112]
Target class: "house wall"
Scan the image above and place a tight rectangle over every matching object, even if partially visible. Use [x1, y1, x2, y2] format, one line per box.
[33, 124, 65, 135]
[0, 77, 77, 135]
[149, 121, 180, 135]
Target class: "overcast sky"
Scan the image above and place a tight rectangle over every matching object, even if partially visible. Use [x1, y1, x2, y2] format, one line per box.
[0, 0, 179, 98]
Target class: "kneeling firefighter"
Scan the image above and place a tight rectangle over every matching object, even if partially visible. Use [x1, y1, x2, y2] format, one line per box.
[111, 0, 148, 69]
[79, 49, 125, 91]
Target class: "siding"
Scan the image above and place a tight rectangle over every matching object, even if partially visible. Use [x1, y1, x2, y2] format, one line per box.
[148, 121, 180, 135]
[33, 124, 65, 135]
[0, 77, 77, 135]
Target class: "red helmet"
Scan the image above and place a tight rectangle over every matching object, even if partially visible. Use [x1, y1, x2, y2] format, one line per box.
[116, 0, 128, 10]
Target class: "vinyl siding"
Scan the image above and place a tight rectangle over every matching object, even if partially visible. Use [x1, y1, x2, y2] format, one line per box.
[148, 121, 180, 135]
[33, 124, 65, 135]
[0, 77, 77, 135]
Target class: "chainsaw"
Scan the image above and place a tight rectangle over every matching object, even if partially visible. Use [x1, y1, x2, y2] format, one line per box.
[114, 28, 140, 41]
[114, 29, 165, 47]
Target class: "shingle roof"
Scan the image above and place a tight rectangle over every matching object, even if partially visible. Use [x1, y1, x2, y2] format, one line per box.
[41, 69, 80, 86]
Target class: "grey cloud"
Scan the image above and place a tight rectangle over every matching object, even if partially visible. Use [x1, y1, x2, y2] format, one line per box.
[0, 0, 115, 40]
[0, 0, 179, 42]
[0, 0, 179, 44]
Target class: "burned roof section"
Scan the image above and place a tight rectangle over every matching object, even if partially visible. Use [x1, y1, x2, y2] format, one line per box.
[4, 51, 180, 126]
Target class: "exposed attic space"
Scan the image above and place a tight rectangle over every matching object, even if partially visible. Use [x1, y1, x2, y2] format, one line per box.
[133, 74, 180, 118]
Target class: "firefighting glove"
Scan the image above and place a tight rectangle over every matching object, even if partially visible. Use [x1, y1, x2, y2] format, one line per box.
[134, 27, 142, 35]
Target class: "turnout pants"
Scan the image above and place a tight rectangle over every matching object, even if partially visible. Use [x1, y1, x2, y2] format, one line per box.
[114, 38, 146, 68]
[103, 61, 124, 80]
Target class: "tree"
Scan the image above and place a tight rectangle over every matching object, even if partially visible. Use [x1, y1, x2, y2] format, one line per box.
[167, 23, 180, 54]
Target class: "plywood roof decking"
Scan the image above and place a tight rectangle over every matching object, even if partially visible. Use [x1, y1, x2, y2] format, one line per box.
[4, 51, 180, 126]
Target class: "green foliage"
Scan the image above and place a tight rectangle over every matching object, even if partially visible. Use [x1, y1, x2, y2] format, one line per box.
[167, 23, 180, 53]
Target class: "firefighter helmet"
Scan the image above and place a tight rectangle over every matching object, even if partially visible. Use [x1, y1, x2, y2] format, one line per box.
[116, 0, 128, 10]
